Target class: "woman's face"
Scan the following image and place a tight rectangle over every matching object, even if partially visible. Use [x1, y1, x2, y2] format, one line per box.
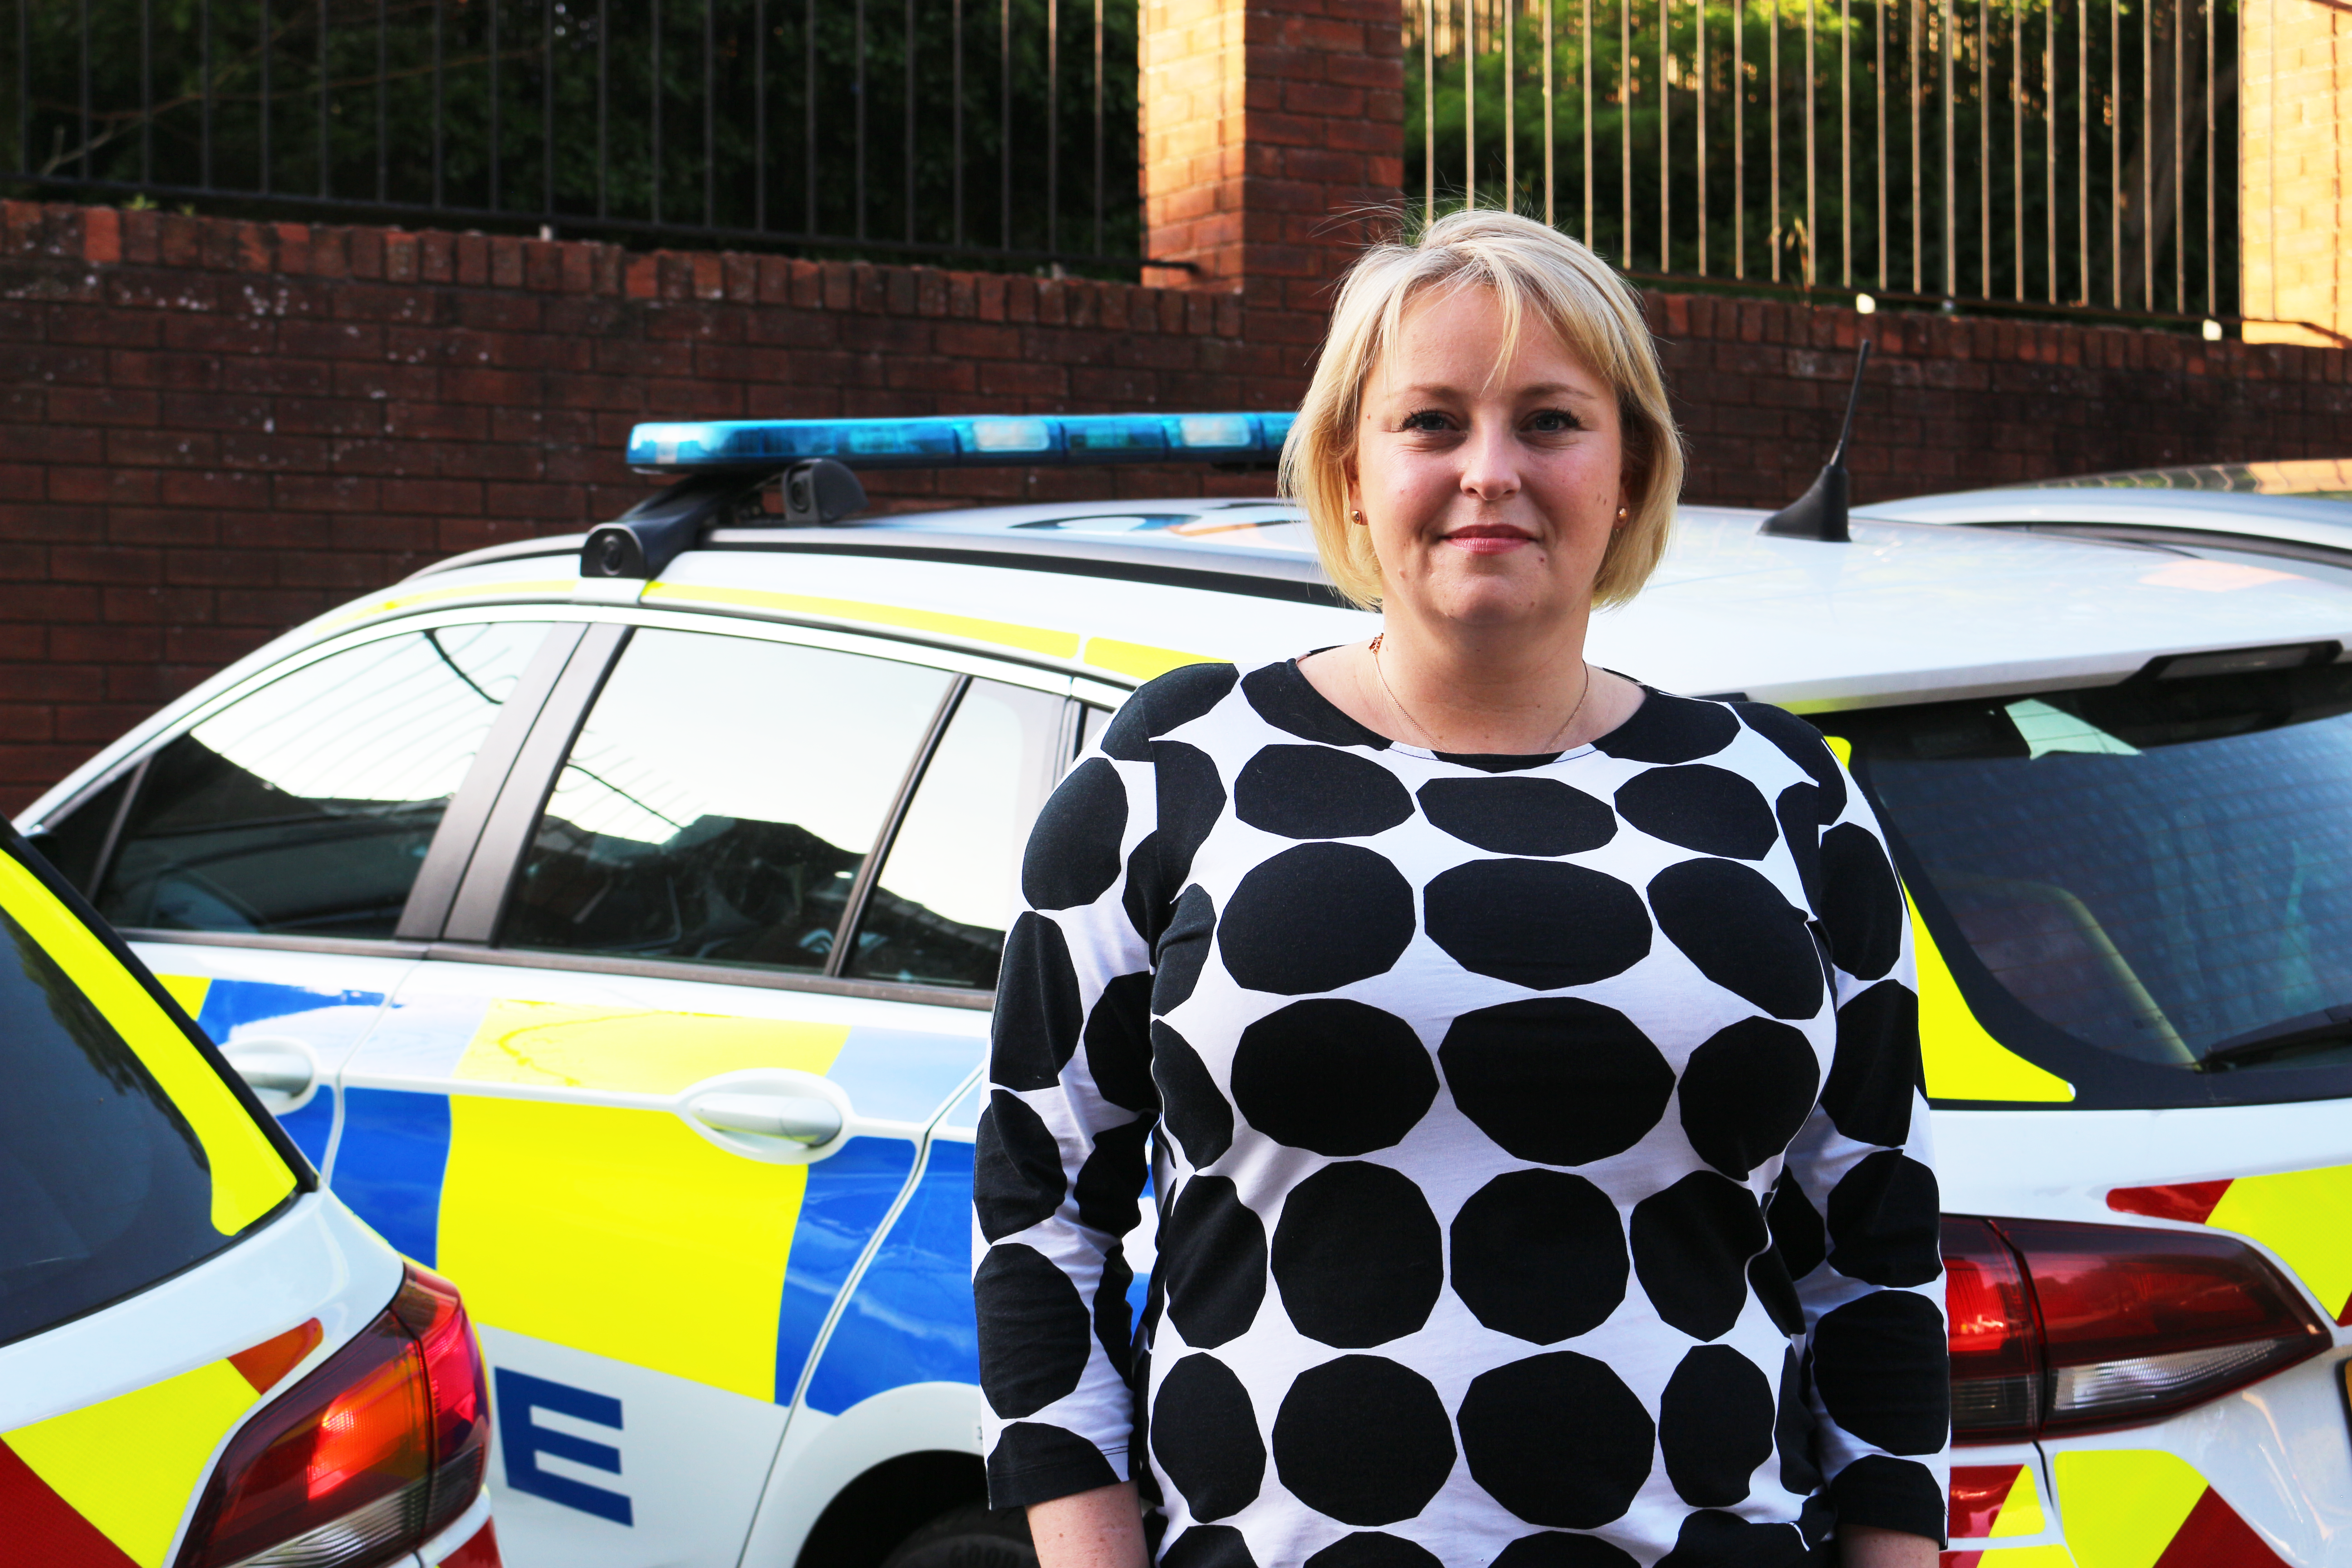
[1348, 284, 1630, 632]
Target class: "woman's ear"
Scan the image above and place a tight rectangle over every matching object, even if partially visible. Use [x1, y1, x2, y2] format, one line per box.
[1616, 406, 1648, 527]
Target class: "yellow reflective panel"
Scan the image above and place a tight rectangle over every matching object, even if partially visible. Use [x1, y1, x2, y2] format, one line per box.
[1082, 637, 1215, 681]
[1976, 1548, 2077, 1566]
[2204, 1164, 2352, 1322]
[2051, 1450, 2207, 1568]
[641, 581, 1082, 660]
[1909, 899, 2076, 1102]
[1820, 735, 2073, 1104]
[154, 972, 211, 1020]
[6, 1359, 259, 1568]
[437, 1096, 805, 1400]
[1993, 1463, 2049, 1537]
[0, 855, 293, 1234]
[452, 1000, 848, 1095]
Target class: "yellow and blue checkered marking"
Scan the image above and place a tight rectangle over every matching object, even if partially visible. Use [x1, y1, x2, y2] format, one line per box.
[328, 992, 981, 1406]
[157, 975, 388, 1168]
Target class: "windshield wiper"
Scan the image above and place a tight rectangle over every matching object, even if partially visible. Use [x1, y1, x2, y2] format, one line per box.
[2197, 1005, 2352, 1072]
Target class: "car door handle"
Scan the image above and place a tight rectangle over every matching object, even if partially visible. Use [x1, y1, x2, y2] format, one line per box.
[687, 1092, 843, 1147]
[220, 1036, 319, 1111]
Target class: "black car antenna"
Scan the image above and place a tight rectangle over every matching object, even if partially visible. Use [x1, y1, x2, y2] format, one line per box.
[1759, 339, 1872, 543]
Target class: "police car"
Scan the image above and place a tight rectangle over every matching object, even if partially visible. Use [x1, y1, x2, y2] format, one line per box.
[0, 813, 499, 1566]
[20, 410, 2352, 1568]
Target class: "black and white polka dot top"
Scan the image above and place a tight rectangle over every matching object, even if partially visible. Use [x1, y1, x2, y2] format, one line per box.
[974, 658, 1949, 1568]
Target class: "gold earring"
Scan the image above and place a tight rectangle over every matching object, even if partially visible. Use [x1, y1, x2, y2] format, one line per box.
[1350, 509, 1366, 525]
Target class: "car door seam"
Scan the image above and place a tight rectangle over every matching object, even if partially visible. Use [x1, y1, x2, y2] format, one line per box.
[779, 1063, 986, 1422]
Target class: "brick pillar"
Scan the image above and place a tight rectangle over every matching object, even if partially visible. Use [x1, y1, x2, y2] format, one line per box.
[1140, 0, 1404, 342]
[2240, 0, 2352, 345]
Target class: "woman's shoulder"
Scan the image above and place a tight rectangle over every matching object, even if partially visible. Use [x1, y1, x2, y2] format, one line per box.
[1096, 660, 1246, 759]
[1595, 687, 1846, 791]
[1098, 657, 1392, 759]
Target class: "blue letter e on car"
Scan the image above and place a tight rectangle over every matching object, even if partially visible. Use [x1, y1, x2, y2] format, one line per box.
[495, 1368, 634, 1525]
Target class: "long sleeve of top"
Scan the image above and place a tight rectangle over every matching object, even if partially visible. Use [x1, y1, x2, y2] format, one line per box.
[974, 659, 1948, 1568]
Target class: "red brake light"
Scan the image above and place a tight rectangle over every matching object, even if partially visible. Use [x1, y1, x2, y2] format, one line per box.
[1941, 1217, 2041, 1441]
[388, 1264, 492, 1541]
[1945, 1215, 2330, 1443]
[1999, 1217, 2330, 1435]
[178, 1264, 492, 1568]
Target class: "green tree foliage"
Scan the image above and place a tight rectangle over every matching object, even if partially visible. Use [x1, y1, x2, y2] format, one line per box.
[3, 0, 1140, 271]
[1407, 0, 2235, 316]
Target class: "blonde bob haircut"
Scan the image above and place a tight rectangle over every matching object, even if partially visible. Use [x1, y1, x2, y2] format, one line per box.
[1279, 209, 1685, 612]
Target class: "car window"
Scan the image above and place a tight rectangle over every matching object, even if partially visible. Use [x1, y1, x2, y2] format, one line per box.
[846, 681, 1065, 989]
[89, 624, 552, 940]
[0, 869, 253, 1346]
[1830, 661, 2352, 1078]
[500, 628, 955, 973]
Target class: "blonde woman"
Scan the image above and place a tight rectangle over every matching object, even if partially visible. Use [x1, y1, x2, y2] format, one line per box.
[975, 210, 1947, 1568]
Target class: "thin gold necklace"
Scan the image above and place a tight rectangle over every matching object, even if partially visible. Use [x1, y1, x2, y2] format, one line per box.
[1368, 633, 1595, 754]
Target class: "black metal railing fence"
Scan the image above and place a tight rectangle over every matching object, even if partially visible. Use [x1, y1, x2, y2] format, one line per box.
[1408, 0, 2239, 323]
[4, 0, 1146, 275]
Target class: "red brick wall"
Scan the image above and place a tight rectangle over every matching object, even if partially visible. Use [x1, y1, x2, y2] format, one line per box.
[6, 199, 2352, 808]
[0, 201, 1297, 810]
[1656, 293, 2352, 510]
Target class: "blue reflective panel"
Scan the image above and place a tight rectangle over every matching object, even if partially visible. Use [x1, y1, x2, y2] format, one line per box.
[803, 1141, 979, 1415]
[771, 1137, 919, 1403]
[334, 1088, 452, 1267]
[276, 1095, 336, 1169]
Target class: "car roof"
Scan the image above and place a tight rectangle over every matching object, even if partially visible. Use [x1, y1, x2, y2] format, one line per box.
[391, 495, 2352, 713]
[1854, 466, 2352, 567]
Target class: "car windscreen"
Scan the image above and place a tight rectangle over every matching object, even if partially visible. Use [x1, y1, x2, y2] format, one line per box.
[0, 895, 241, 1346]
[1824, 660, 2352, 1097]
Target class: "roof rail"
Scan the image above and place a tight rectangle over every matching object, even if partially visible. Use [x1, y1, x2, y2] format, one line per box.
[626, 412, 1294, 473]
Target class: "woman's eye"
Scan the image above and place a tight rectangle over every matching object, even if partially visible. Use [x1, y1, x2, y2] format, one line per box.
[1526, 409, 1582, 433]
[1399, 411, 1455, 432]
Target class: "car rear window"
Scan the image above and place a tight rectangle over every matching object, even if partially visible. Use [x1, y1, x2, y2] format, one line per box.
[0, 898, 238, 1346]
[1826, 660, 2352, 1096]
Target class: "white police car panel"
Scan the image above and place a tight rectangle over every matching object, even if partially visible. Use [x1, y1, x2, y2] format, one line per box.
[19, 412, 2352, 1568]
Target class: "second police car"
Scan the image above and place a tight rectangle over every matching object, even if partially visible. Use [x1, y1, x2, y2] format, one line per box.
[19, 408, 2352, 1568]
[0, 808, 501, 1568]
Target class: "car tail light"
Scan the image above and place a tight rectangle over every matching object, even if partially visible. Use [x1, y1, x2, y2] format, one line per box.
[387, 1264, 492, 1541]
[1945, 1215, 2329, 1443]
[178, 1264, 492, 1568]
[1943, 1217, 2042, 1441]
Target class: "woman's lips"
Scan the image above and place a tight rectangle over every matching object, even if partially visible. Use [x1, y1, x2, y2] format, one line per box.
[1443, 525, 1535, 555]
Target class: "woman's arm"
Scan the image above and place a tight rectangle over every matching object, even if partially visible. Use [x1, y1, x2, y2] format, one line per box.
[1757, 714, 1951, 1552]
[975, 672, 1218, 1530]
[1842, 1522, 1940, 1567]
[1029, 1482, 1149, 1568]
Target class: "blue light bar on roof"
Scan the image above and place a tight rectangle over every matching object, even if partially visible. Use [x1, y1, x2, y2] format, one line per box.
[625, 412, 1295, 471]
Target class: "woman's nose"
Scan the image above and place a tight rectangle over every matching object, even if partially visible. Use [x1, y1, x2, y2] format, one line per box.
[1457, 419, 1523, 500]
